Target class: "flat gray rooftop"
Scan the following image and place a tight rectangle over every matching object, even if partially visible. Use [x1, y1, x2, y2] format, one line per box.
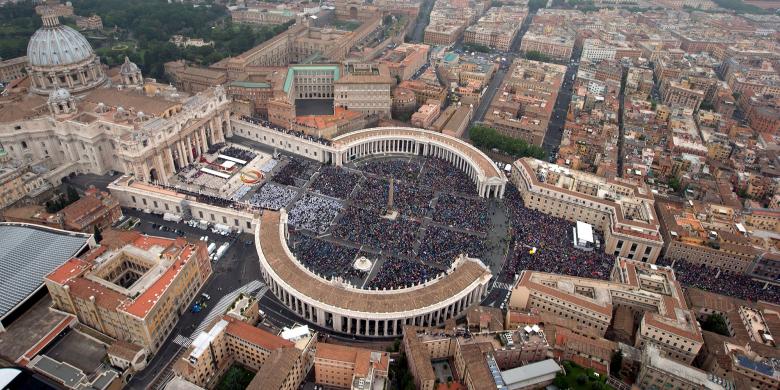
[0, 223, 90, 320]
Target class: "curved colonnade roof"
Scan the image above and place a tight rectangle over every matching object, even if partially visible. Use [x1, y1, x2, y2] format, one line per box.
[332, 127, 506, 180]
[257, 211, 491, 315]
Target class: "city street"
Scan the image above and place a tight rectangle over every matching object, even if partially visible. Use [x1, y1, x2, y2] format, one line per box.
[124, 209, 263, 389]
[541, 47, 582, 155]
[409, 0, 435, 43]
[465, 9, 535, 139]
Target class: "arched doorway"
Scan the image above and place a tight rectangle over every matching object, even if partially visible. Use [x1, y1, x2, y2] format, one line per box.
[222, 120, 229, 138]
[149, 168, 158, 183]
[349, 6, 358, 19]
[205, 128, 213, 146]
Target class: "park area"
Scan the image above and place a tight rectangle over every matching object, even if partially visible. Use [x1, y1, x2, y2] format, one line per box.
[552, 361, 614, 390]
[216, 365, 254, 390]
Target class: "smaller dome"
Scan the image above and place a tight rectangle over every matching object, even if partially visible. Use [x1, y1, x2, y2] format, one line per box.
[48, 88, 71, 103]
[120, 56, 139, 75]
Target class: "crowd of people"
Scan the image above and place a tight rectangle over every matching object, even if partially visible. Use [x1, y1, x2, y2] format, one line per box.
[656, 258, 780, 304]
[238, 115, 332, 146]
[287, 194, 342, 233]
[310, 166, 360, 199]
[394, 182, 433, 218]
[220, 146, 256, 162]
[420, 158, 477, 195]
[366, 257, 439, 290]
[289, 233, 365, 282]
[434, 194, 489, 232]
[249, 183, 298, 210]
[358, 159, 422, 182]
[352, 176, 390, 212]
[499, 186, 615, 283]
[272, 158, 311, 186]
[332, 205, 420, 257]
[418, 226, 486, 267]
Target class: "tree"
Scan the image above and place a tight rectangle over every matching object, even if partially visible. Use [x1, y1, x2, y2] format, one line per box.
[528, 0, 547, 12]
[463, 43, 492, 53]
[667, 176, 681, 193]
[524, 50, 553, 63]
[93, 225, 103, 243]
[67, 186, 81, 203]
[702, 313, 730, 336]
[610, 350, 623, 377]
[469, 125, 548, 160]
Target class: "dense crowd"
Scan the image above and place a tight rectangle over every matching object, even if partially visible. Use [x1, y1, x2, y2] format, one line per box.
[220, 146, 256, 162]
[290, 234, 364, 281]
[310, 166, 361, 199]
[272, 158, 310, 186]
[394, 182, 433, 218]
[352, 176, 390, 212]
[418, 226, 486, 267]
[207, 143, 226, 155]
[287, 194, 342, 233]
[332, 205, 420, 256]
[366, 257, 439, 290]
[358, 159, 422, 182]
[499, 185, 614, 282]
[656, 258, 780, 304]
[420, 158, 477, 195]
[249, 183, 298, 210]
[238, 115, 332, 145]
[434, 194, 489, 232]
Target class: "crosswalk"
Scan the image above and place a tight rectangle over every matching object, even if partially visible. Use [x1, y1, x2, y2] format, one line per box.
[172, 334, 192, 348]
[492, 282, 513, 290]
[189, 280, 267, 338]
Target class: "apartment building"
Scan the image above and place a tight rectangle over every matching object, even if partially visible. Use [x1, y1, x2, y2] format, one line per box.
[403, 321, 551, 390]
[520, 33, 574, 61]
[314, 343, 389, 389]
[174, 316, 316, 389]
[687, 290, 780, 389]
[582, 39, 616, 62]
[411, 103, 441, 129]
[483, 60, 565, 146]
[463, 6, 526, 52]
[379, 43, 430, 82]
[424, 24, 463, 46]
[397, 80, 448, 106]
[510, 258, 703, 364]
[656, 200, 760, 273]
[45, 232, 212, 354]
[512, 158, 664, 262]
[661, 79, 705, 111]
[637, 344, 734, 390]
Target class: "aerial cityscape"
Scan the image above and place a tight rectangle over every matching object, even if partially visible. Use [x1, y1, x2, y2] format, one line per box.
[0, 0, 779, 389]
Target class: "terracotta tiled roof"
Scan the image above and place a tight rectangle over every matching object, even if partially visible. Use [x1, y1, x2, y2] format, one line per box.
[223, 316, 294, 351]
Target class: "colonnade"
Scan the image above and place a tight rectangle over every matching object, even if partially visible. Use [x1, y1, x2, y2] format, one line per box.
[262, 271, 487, 337]
[336, 136, 506, 198]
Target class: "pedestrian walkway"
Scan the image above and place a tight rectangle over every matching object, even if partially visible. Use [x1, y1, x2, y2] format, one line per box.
[172, 334, 192, 348]
[188, 280, 267, 338]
